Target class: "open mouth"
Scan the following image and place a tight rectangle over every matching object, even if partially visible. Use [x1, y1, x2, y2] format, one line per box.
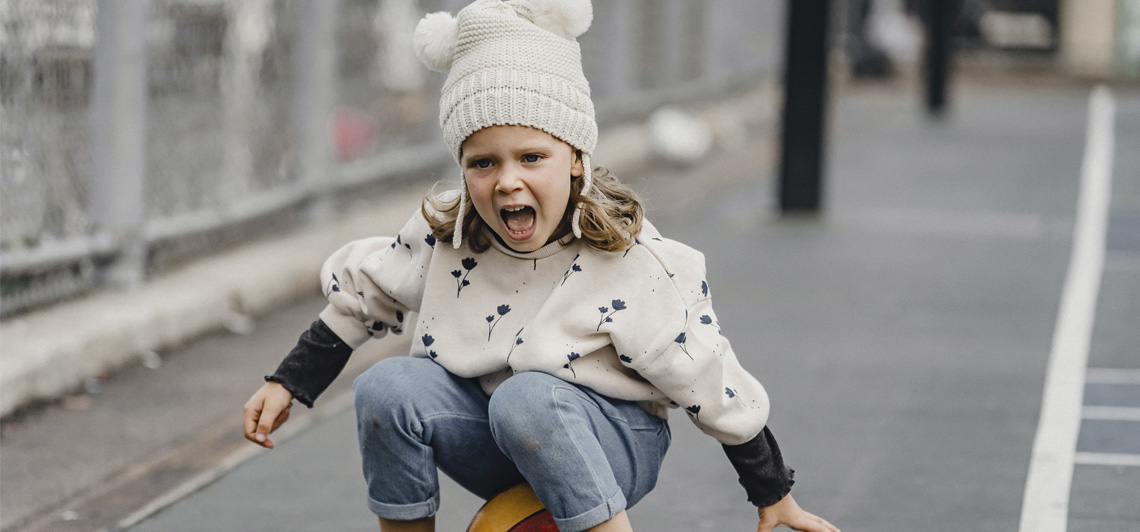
[500, 205, 537, 239]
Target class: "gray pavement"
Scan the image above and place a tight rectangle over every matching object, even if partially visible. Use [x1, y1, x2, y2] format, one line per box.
[3, 74, 1139, 532]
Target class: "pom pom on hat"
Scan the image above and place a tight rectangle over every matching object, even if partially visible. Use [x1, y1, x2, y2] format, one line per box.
[523, 0, 593, 39]
[414, 11, 459, 73]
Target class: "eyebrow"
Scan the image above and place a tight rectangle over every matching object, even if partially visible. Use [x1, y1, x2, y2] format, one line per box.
[462, 145, 553, 161]
[513, 145, 553, 153]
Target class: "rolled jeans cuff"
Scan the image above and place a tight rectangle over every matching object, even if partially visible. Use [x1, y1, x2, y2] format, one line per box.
[552, 487, 627, 532]
[366, 490, 440, 521]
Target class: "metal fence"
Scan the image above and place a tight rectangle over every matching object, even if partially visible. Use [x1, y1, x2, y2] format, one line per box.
[0, 0, 781, 316]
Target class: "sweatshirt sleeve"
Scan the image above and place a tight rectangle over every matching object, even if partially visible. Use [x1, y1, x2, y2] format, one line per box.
[266, 319, 351, 407]
[614, 236, 771, 446]
[317, 211, 435, 349]
[608, 232, 793, 506]
[722, 426, 796, 507]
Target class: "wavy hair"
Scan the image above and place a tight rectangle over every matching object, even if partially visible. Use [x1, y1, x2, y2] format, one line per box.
[423, 165, 644, 254]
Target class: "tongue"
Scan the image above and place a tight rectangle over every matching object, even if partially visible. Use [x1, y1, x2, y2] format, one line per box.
[503, 208, 535, 234]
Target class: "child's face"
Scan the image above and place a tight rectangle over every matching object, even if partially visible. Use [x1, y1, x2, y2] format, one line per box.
[461, 125, 584, 252]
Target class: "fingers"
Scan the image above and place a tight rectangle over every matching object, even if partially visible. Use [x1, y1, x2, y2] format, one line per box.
[243, 397, 268, 447]
[756, 507, 777, 532]
[789, 511, 840, 532]
[243, 385, 294, 449]
[243, 400, 260, 443]
[756, 497, 840, 532]
[254, 398, 290, 449]
[273, 403, 292, 432]
[805, 512, 840, 532]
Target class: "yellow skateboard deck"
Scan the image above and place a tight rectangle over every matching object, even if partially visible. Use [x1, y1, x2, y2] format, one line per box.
[466, 483, 557, 532]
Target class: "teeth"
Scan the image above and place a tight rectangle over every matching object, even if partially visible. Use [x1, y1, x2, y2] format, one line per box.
[503, 206, 527, 212]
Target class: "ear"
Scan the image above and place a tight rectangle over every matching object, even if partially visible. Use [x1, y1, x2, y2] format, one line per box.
[571, 149, 584, 178]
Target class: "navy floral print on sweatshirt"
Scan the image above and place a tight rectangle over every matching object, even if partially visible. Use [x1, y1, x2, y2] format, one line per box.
[700, 314, 723, 335]
[563, 351, 581, 377]
[675, 332, 693, 359]
[596, 299, 626, 331]
[422, 334, 438, 359]
[725, 387, 746, 407]
[486, 304, 511, 341]
[685, 404, 701, 422]
[561, 254, 582, 286]
[507, 332, 524, 361]
[391, 234, 411, 254]
[452, 257, 477, 297]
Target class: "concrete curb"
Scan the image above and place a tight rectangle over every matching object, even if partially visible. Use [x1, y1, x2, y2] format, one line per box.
[0, 82, 778, 419]
[0, 186, 426, 418]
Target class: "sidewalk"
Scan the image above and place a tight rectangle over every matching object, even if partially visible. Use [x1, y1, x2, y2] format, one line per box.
[5, 73, 1139, 532]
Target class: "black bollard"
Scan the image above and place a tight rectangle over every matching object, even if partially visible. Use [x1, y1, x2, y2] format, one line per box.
[924, 0, 957, 116]
[779, 0, 831, 213]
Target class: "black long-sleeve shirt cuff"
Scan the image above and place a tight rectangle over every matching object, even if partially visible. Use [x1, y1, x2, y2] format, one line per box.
[266, 319, 352, 408]
[722, 426, 796, 507]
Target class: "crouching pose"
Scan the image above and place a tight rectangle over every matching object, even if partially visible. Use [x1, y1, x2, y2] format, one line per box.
[244, 1, 837, 531]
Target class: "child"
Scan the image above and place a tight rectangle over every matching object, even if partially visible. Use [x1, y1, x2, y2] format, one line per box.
[243, 1, 837, 531]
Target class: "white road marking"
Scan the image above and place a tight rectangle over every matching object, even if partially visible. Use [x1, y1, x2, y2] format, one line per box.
[1074, 452, 1140, 468]
[1086, 367, 1140, 385]
[1082, 405, 1140, 422]
[1018, 86, 1116, 532]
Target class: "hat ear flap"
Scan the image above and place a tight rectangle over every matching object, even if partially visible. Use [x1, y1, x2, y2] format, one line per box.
[414, 11, 459, 72]
[523, 0, 592, 39]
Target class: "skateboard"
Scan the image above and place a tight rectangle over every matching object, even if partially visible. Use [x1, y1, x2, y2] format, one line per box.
[466, 483, 557, 532]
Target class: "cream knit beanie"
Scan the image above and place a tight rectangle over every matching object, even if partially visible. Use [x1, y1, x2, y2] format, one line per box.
[413, 0, 598, 248]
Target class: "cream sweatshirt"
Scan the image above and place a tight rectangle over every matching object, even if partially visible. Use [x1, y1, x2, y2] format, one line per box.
[317, 209, 771, 446]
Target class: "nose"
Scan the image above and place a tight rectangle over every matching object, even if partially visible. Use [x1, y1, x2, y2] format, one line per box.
[494, 164, 523, 194]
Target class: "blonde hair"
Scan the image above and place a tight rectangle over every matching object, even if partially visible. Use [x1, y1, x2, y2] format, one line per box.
[423, 165, 644, 254]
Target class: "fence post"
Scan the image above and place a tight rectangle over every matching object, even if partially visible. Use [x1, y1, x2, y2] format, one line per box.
[294, 0, 340, 223]
[88, 0, 149, 286]
[778, 0, 831, 213]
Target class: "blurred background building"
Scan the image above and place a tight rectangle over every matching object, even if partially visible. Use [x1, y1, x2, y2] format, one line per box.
[0, 0, 1137, 317]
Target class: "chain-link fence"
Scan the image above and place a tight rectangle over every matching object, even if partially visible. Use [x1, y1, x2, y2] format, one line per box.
[0, 0, 782, 317]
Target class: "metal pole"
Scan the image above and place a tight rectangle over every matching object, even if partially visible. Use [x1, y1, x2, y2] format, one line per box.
[89, 0, 150, 287]
[294, 0, 340, 223]
[924, 0, 956, 116]
[778, 0, 831, 213]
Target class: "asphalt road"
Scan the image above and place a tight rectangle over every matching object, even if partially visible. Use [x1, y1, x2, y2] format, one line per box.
[4, 75, 1138, 532]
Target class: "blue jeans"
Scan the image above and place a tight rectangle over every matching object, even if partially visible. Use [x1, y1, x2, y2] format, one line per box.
[353, 357, 671, 532]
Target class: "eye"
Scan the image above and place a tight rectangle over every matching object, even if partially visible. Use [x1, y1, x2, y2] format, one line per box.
[522, 154, 542, 163]
[468, 158, 493, 169]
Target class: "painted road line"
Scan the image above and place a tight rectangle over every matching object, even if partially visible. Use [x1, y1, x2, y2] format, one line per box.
[1074, 452, 1140, 468]
[1086, 368, 1140, 385]
[1018, 86, 1116, 532]
[1082, 406, 1140, 421]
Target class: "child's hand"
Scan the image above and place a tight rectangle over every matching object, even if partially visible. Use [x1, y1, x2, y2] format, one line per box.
[756, 494, 838, 532]
[243, 381, 295, 449]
